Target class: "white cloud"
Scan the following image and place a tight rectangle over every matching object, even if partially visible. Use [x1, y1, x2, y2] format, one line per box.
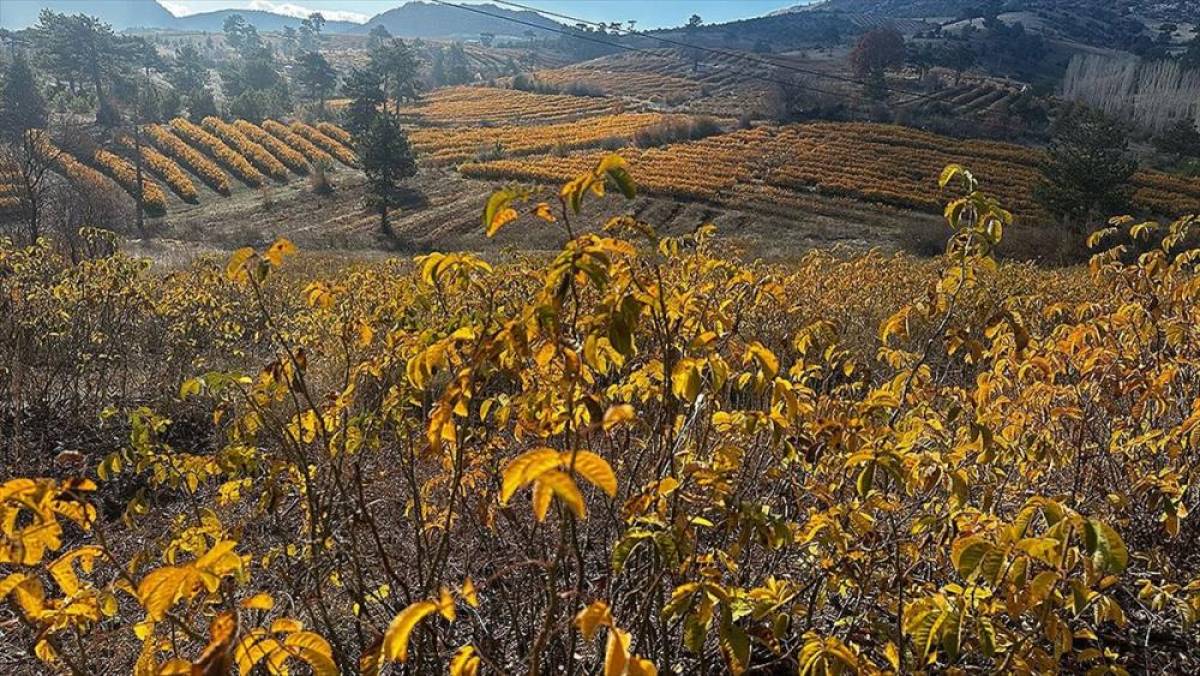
[245, 1, 370, 23]
[158, 1, 370, 23]
[158, 1, 198, 16]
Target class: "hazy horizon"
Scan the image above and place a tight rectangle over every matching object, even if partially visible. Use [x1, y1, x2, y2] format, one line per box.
[1, 0, 819, 29]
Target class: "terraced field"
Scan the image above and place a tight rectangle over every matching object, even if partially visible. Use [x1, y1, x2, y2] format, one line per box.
[18, 120, 358, 218]
[396, 86, 621, 125]
[528, 48, 777, 116]
[458, 121, 1200, 224]
[898, 80, 1030, 118]
[409, 112, 685, 165]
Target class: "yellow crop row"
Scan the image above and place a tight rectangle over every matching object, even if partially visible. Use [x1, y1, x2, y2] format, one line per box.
[202, 117, 288, 181]
[93, 149, 169, 216]
[460, 122, 1200, 223]
[398, 85, 619, 125]
[118, 137, 199, 204]
[33, 133, 119, 199]
[531, 67, 704, 102]
[261, 119, 335, 166]
[233, 120, 310, 175]
[169, 118, 265, 188]
[316, 121, 353, 146]
[410, 113, 673, 164]
[144, 124, 232, 196]
[290, 122, 358, 167]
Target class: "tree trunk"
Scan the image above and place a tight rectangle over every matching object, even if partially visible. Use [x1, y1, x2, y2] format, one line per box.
[379, 203, 391, 236]
[26, 198, 38, 245]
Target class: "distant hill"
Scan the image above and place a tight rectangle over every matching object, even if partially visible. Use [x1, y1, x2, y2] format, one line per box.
[780, 0, 1197, 23]
[0, 0, 177, 30]
[0, 0, 567, 38]
[645, 11, 863, 52]
[170, 10, 359, 34]
[776, 0, 972, 17]
[357, 2, 561, 39]
[0, 0, 360, 31]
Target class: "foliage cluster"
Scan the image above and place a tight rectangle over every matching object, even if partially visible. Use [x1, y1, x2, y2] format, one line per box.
[2, 156, 1199, 674]
[92, 148, 169, 217]
[119, 137, 201, 204]
[170, 118, 266, 188]
[232, 121, 311, 176]
[290, 122, 358, 168]
[261, 120, 335, 167]
[144, 124, 233, 196]
[202, 117, 290, 182]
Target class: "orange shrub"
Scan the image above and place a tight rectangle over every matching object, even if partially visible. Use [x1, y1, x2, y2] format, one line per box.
[233, 120, 310, 175]
[144, 124, 232, 196]
[201, 116, 289, 181]
[33, 133, 120, 199]
[316, 121, 353, 146]
[119, 136, 199, 203]
[169, 117, 265, 188]
[290, 122, 358, 168]
[93, 149, 169, 216]
[262, 120, 335, 166]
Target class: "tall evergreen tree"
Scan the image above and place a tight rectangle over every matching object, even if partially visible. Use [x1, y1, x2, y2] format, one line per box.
[341, 67, 385, 138]
[0, 56, 48, 142]
[359, 112, 416, 237]
[1035, 107, 1137, 231]
[30, 11, 135, 125]
[294, 51, 337, 110]
[368, 39, 421, 107]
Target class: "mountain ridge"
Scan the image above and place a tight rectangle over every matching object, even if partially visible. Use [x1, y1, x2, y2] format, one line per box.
[0, 0, 564, 37]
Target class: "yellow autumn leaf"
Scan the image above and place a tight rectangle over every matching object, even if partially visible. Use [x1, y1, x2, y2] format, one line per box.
[605, 626, 631, 676]
[356, 321, 375, 348]
[565, 450, 617, 497]
[225, 247, 255, 283]
[500, 448, 561, 503]
[535, 470, 586, 519]
[382, 600, 438, 663]
[535, 202, 557, 223]
[439, 585, 456, 621]
[137, 565, 202, 621]
[450, 645, 480, 676]
[240, 592, 275, 610]
[264, 237, 297, 267]
[283, 631, 338, 676]
[191, 611, 238, 676]
[576, 600, 612, 641]
[487, 207, 519, 237]
[531, 479, 553, 521]
[460, 578, 479, 608]
[271, 618, 305, 633]
[602, 404, 636, 431]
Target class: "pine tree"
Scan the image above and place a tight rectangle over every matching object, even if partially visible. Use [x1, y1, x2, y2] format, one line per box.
[341, 67, 385, 138]
[295, 51, 337, 110]
[0, 56, 48, 142]
[1035, 107, 1137, 231]
[359, 112, 417, 237]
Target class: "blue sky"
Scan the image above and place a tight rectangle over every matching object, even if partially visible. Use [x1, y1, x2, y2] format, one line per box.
[158, 1, 812, 28]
